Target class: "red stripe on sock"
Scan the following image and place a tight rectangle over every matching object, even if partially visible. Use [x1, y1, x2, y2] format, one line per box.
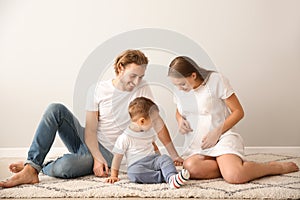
[177, 174, 184, 185]
[173, 182, 180, 189]
[172, 177, 180, 189]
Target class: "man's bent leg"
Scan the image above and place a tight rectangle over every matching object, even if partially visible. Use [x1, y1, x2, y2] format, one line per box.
[1, 103, 75, 187]
[26, 103, 85, 173]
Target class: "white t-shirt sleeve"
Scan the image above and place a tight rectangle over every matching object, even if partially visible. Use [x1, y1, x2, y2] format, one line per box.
[209, 73, 234, 99]
[112, 134, 128, 155]
[85, 83, 98, 111]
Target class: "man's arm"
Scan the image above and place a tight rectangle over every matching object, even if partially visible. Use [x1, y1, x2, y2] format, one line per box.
[84, 111, 109, 177]
[153, 116, 184, 165]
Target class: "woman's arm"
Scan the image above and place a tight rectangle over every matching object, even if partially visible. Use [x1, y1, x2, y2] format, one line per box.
[201, 93, 244, 149]
[176, 109, 193, 134]
[84, 111, 109, 177]
[222, 93, 244, 133]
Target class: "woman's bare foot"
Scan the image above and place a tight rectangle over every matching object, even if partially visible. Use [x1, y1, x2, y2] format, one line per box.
[269, 161, 299, 174]
[0, 164, 39, 188]
[9, 161, 24, 173]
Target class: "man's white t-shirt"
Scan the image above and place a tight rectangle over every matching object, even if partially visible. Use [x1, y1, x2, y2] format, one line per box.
[86, 79, 153, 152]
[113, 127, 157, 167]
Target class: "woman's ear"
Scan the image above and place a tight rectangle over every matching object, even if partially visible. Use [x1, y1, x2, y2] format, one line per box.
[191, 72, 197, 80]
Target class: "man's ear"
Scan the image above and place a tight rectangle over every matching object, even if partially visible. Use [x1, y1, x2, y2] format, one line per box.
[118, 63, 125, 74]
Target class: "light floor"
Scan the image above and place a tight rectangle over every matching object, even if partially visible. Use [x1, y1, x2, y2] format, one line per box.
[0, 157, 20, 180]
[1, 157, 216, 200]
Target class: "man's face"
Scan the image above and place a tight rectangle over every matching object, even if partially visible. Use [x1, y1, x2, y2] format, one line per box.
[119, 63, 146, 91]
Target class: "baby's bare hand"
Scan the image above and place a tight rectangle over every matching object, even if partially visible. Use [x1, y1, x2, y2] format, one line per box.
[105, 176, 120, 184]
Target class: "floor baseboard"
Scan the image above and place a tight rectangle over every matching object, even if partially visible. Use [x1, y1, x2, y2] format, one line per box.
[244, 146, 300, 155]
[0, 147, 69, 158]
[1, 146, 299, 158]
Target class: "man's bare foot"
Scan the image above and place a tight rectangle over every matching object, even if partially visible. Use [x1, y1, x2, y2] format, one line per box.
[9, 161, 24, 173]
[269, 161, 299, 174]
[0, 164, 39, 188]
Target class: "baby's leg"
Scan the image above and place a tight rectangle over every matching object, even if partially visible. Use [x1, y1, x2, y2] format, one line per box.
[169, 169, 190, 189]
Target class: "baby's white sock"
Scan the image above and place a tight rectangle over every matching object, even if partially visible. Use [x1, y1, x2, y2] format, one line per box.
[169, 169, 190, 189]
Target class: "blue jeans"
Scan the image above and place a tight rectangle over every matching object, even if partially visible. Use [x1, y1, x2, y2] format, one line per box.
[25, 103, 113, 178]
[127, 154, 177, 184]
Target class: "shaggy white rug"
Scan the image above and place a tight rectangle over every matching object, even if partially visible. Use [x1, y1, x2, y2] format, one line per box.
[0, 153, 299, 199]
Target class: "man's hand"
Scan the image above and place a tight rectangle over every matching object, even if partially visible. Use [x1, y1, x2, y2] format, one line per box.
[105, 176, 120, 184]
[93, 158, 109, 177]
[173, 156, 184, 166]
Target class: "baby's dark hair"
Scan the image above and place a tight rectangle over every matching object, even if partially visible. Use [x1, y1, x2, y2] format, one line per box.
[128, 97, 159, 121]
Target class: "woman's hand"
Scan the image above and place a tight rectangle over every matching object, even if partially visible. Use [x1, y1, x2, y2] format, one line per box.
[93, 158, 109, 177]
[178, 116, 193, 134]
[201, 127, 222, 149]
[202, 94, 244, 150]
[105, 176, 120, 184]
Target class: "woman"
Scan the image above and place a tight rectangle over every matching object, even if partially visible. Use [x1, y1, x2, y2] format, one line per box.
[168, 56, 298, 184]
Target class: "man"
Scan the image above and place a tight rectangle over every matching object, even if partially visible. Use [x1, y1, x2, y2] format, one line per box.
[0, 49, 182, 188]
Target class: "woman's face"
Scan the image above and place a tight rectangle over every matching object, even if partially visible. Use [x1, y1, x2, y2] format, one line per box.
[118, 63, 146, 91]
[170, 73, 197, 92]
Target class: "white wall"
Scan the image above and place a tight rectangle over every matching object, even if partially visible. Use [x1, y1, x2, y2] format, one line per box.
[1, 0, 300, 150]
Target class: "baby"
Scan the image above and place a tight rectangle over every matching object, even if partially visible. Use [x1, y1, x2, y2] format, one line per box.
[105, 97, 189, 189]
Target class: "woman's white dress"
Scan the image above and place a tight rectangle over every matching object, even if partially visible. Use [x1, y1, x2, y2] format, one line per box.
[174, 72, 245, 160]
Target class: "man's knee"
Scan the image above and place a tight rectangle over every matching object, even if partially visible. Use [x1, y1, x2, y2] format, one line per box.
[45, 103, 67, 115]
[43, 103, 72, 125]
